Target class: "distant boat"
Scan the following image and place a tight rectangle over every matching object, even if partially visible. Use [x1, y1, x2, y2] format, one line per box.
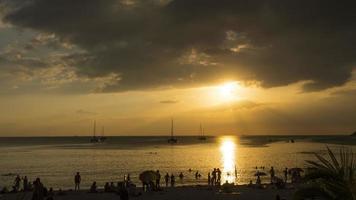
[198, 123, 207, 140]
[100, 126, 107, 142]
[168, 119, 177, 144]
[90, 120, 105, 143]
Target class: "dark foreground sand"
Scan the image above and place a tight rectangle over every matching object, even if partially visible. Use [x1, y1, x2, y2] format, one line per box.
[0, 185, 295, 200]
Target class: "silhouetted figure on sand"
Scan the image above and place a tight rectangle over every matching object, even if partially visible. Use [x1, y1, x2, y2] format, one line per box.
[74, 172, 81, 191]
[14, 175, 21, 192]
[212, 168, 217, 185]
[46, 187, 54, 200]
[23, 176, 28, 191]
[208, 173, 211, 185]
[156, 170, 161, 188]
[127, 173, 131, 182]
[118, 182, 129, 200]
[164, 173, 169, 187]
[256, 175, 261, 187]
[195, 171, 199, 179]
[170, 174, 175, 187]
[32, 178, 44, 200]
[217, 168, 221, 184]
[270, 167, 275, 183]
[283, 168, 288, 182]
[104, 182, 110, 192]
[89, 181, 98, 193]
[179, 172, 184, 180]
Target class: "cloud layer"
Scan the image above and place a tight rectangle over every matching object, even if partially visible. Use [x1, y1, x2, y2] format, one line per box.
[2, 0, 356, 92]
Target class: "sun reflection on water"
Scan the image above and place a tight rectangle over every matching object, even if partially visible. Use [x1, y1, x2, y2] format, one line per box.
[219, 136, 237, 183]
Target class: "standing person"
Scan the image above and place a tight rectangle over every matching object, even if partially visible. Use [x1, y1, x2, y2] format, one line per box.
[156, 170, 161, 189]
[283, 168, 288, 183]
[164, 173, 169, 187]
[170, 174, 175, 187]
[234, 165, 238, 178]
[195, 171, 199, 179]
[207, 173, 211, 186]
[74, 172, 81, 191]
[127, 173, 131, 182]
[179, 172, 184, 180]
[217, 168, 221, 184]
[270, 167, 275, 183]
[23, 176, 28, 191]
[14, 175, 21, 191]
[33, 178, 44, 200]
[212, 169, 217, 185]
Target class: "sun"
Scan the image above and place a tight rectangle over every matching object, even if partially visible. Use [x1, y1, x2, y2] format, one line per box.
[218, 82, 240, 101]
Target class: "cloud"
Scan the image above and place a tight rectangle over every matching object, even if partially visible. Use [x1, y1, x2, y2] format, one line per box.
[2, 0, 356, 92]
[160, 100, 179, 104]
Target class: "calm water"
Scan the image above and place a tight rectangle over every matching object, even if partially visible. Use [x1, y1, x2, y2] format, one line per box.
[0, 135, 355, 189]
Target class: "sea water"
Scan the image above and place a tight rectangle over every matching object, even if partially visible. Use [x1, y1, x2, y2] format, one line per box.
[0, 135, 355, 189]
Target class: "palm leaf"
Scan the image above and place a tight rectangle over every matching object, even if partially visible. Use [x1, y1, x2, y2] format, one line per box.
[295, 147, 356, 200]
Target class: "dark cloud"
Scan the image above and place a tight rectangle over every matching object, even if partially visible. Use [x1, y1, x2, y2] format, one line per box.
[2, 0, 356, 92]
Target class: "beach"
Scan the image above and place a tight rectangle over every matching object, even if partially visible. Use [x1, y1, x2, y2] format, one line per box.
[1, 185, 295, 200]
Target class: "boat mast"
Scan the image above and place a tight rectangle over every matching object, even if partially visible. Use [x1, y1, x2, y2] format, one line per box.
[200, 123, 203, 136]
[171, 118, 174, 139]
[93, 120, 96, 137]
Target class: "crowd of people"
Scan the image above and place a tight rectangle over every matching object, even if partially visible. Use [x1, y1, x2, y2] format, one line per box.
[250, 166, 303, 190]
[207, 168, 222, 186]
[0, 166, 303, 200]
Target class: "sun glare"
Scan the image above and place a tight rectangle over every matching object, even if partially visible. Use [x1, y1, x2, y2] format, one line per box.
[218, 82, 240, 102]
[220, 136, 237, 183]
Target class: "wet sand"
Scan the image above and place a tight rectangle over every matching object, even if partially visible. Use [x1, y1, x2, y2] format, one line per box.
[0, 185, 295, 200]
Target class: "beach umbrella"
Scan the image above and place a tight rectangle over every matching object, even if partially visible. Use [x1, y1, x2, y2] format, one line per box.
[288, 168, 304, 173]
[254, 171, 267, 176]
[139, 170, 158, 183]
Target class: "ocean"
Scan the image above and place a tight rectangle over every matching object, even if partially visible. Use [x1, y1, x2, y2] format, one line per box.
[1, 135, 355, 189]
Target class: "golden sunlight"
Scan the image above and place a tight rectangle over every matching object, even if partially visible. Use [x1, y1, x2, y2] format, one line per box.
[218, 82, 240, 102]
[219, 136, 237, 183]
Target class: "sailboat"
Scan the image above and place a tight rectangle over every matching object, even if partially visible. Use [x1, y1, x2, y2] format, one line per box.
[90, 120, 105, 143]
[167, 119, 178, 144]
[100, 126, 107, 142]
[198, 123, 207, 140]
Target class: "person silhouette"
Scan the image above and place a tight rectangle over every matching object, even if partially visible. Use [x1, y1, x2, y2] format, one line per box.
[23, 176, 28, 191]
[74, 172, 81, 191]
[208, 173, 211, 186]
[270, 167, 275, 183]
[165, 173, 169, 187]
[89, 181, 97, 193]
[156, 170, 161, 189]
[179, 172, 184, 182]
[217, 168, 221, 183]
[283, 168, 288, 183]
[14, 175, 21, 192]
[170, 174, 175, 187]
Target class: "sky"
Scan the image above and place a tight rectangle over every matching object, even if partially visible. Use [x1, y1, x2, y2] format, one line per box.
[0, 0, 355, 136]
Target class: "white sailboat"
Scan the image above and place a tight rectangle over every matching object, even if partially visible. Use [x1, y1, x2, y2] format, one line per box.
[167, 119, 177, 144]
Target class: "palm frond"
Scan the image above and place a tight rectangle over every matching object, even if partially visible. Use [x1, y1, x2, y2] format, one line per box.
[296, 146, 356, 200]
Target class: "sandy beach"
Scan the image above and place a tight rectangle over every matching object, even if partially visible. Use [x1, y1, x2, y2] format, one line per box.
[0, 185, 295, 200]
